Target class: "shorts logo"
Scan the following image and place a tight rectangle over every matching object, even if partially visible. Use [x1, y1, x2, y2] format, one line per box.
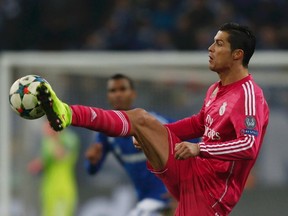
[219, 102, 227, 116]
[245, 116, 256, 129]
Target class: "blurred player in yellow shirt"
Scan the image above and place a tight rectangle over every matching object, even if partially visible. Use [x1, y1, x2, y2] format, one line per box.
[28, 122, 79, 216]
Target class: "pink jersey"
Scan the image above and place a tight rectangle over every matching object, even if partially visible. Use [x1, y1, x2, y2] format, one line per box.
[164, 74, 269, 215]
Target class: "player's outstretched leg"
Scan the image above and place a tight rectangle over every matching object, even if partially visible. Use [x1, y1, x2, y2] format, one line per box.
[36, 82, 169, 170]
[37, 82, 72, 131]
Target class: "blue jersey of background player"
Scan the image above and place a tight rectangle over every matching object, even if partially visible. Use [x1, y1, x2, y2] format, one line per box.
[85, 74, 172, 216]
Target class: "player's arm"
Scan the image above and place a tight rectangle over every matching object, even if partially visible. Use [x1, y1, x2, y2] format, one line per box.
[28, 137, 64, 174]
[85, 133, 109, 175]
[165, 105, 205, 141]
[165, 83, 216, 141]
[85, 143, 107, 174]
[199, 92, 269, 161]
[169, 85, 224, 160]
[166, 113, 205, 160]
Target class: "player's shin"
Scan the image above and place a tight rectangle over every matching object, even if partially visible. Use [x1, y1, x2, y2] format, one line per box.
[70, 105, 131, 136]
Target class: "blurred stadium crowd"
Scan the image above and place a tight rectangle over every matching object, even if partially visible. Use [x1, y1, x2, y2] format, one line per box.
[0, 0, 288, 51]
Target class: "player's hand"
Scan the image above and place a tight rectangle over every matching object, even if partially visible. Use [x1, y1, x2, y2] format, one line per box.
[161, 192, 178, 214]
[27, 158, 43, 175]
[132, 136, 142, 150]
[85, 143, 103, 164]
[174, 142, 200, 160]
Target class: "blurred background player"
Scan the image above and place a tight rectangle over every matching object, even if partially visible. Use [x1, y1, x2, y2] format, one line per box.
[28, 121, 80, 216]
[85, 74, 172, 216]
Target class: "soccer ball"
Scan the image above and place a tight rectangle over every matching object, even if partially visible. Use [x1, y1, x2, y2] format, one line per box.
[9, 75, 48, 120]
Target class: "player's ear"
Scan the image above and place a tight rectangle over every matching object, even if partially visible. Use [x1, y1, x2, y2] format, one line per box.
[233, 49, 244, 60]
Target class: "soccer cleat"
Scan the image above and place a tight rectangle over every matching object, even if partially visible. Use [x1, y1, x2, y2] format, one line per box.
[36, 82, 72, 131]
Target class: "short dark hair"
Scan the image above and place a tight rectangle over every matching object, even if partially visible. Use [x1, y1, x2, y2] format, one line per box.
[108, 73, 135, 89]
[219, 22, 256, 68]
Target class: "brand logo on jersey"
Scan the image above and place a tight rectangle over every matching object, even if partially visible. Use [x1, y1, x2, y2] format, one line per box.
[245, 116, 256, 129]
[206, 115, 214, 127]
[89, 108, 97, 122]
[204, 115, 221, 140]
[219, 102, 227, 116]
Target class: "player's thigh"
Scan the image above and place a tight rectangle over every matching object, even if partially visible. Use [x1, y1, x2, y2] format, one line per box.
[126, 108, 169, 170]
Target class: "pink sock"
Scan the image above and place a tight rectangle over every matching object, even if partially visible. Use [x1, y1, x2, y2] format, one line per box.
[70, 105, 131, 136]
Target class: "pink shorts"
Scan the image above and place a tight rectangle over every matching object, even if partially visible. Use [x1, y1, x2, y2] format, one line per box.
[147, 127, 224, 216]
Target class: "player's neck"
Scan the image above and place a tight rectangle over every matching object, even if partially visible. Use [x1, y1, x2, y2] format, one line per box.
[218, 66, 249, 86]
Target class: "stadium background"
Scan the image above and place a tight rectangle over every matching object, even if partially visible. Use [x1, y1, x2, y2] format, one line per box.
[1, 0, 288, 215]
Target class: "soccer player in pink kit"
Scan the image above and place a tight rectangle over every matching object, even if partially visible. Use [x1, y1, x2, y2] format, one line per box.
[37, 23, 269, 216]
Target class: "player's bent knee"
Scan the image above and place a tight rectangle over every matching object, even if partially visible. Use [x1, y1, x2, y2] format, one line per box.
[130, 108, 157, 128]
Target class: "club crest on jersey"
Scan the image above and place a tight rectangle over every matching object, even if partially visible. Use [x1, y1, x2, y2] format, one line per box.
[245, 116, 256, 129]
[219, 102, 227, 116]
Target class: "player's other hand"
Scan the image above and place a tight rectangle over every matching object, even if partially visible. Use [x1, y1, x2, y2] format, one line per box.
[27, 158, 43, 175]
[132, 136, 142, 150]
[85, 143, 103, 164]
[174, 142, 200, 160]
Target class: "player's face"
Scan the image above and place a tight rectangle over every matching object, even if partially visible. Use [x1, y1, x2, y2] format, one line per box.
[107, 78, 136, 110]
[208, 31, 234, 73]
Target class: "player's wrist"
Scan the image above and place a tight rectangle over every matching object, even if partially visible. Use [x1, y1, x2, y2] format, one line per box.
[196, 144, 200, 156]
[197, 142, 205, 157]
